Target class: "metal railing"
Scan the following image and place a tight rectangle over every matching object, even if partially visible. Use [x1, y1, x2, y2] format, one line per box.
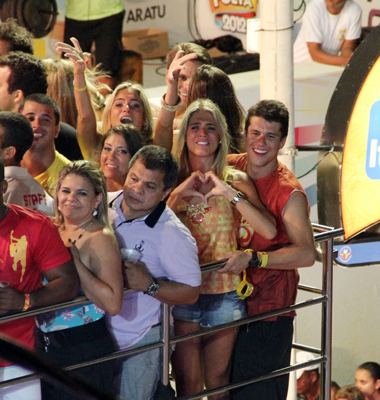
[0, 224, 344, 400]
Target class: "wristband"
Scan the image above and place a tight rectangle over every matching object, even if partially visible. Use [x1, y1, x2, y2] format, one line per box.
[74, 85, 87, 92]
[22, 293, 30, 311]
[231, 191, 244, 206]
[161, 94, 181, 112]
[257, 252, 268, 268]
[237, 270, 254, 300]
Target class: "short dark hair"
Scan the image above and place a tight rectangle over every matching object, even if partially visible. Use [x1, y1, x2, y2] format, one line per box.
[129, 145, 178, 191]
[0, 51, 47, 96]
[20, 93, 60, 125]
[0, 18, 34, 54]
[358, 362, 380, 382]
[0, 111, 33, 162]
[100, 125, 143, 159]
[166, 42, 212, 69]
[245, 99, 289, 140]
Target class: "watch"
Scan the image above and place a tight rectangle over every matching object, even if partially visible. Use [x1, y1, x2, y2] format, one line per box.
[145, 277, 160, 297]
[248, 251, 260, 269]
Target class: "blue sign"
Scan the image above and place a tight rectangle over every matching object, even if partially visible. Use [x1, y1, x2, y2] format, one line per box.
[366, 101, 380, 179]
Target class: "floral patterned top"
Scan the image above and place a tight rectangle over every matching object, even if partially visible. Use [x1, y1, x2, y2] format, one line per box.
[177, 195, 241, 295]
[37, 302, 105, 332]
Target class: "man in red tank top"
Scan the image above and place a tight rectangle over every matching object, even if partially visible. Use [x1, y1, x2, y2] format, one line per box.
[221, 100, 316, 400]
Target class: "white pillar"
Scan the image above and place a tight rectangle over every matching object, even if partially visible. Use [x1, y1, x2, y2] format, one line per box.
[259, 0, 295, 172]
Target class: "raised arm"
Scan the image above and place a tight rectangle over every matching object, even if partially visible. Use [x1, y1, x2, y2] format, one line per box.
[56, 38, 101, 160]
[153, 52, 198, 150]
[70, 228, 124, 316]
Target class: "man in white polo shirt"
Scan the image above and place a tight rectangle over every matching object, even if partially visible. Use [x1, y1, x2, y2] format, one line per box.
[108, 145, 201, 400]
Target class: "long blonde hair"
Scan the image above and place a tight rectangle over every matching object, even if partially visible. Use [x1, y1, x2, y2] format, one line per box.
[174, 98, 231, 183]
[101, 81, 153, 145]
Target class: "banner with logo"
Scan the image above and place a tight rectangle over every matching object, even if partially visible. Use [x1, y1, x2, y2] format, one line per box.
[209, 0, 258, 34]
[341, 56, 380, 239]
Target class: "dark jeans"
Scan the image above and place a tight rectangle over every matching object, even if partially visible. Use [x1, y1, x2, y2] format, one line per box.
[35, 317, 115, 400]
[64, 10, 125, 76]
[231, 317, 294, 400]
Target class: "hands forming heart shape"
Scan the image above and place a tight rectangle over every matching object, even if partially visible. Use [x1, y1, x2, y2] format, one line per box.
[181, 171, 232, 204]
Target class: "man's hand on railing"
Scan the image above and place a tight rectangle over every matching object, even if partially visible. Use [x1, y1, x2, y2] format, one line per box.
[217, 250, 251, 275]
[0, 286, 25, 315]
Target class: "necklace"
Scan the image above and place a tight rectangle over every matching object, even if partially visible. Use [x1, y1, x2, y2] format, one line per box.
[182, 202, 211, 224]
[67, 220, 94, 245]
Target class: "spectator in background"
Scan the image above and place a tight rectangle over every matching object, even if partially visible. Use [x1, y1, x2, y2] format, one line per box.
[0, 18, 33, 55]
[0, 111, 54, 216]
[153, 43, 212, 150]
[296, 351, 320, 400]
[293, 0, 362, 66]
[337, 386, 364, 400]
[355, 362, 380, 400]
[20, 94, 70, 198]
[63, 0, 125, 89]
[0, 51, 82, 160]
[332, 381, 342, 400]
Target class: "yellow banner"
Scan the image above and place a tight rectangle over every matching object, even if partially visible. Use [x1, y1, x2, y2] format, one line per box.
[210, 0, 258, 14]
[341, 56, 380, 239]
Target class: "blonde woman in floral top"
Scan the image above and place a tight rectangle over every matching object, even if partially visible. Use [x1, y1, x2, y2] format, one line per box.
[168, 99, 277, 400]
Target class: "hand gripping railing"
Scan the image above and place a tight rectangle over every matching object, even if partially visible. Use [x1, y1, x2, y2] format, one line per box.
[0, 224, 344, 400]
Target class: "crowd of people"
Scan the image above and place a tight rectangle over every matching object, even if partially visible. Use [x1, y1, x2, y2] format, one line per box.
[296, 352, 380, 400]
[0, 0, 365, 397]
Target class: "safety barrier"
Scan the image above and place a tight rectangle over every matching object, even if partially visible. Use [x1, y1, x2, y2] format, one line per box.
[0, 224, 344, 400]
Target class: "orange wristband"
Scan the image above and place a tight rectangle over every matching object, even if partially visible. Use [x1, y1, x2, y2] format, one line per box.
[22, 293, 30, 311]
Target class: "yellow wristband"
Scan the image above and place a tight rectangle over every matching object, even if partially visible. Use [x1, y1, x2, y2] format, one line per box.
[74, 85, 87, 92]
[258, 252, 268, 268]
[22, 293, 30, 311]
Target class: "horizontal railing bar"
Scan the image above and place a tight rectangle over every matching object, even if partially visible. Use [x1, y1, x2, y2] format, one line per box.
[178, 356, 327, 400]
[298, 284, 323, 294]
[292, 343, 322, 354]
[314, 228, 344, 242]
[171, 295, 326, 345]
[312, 223, 336, 232]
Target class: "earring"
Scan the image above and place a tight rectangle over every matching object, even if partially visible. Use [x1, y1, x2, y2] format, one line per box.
[92, 208, 98, 217]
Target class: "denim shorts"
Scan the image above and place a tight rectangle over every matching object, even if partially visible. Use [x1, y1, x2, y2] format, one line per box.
[172, 290, 246, 328]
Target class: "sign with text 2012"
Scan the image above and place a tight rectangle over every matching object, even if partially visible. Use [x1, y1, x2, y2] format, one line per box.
[209, 0, 257, 34]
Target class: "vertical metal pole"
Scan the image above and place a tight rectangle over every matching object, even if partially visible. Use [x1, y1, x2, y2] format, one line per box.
[161, 302, 170, 385]
[321, 237, 334, 400]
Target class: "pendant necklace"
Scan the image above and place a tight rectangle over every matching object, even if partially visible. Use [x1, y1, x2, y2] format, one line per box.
[68, 220, 94, 245]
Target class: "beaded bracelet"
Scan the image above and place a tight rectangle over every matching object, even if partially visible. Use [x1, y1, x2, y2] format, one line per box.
[22, 293, 30, 311]
[161, 94, 181, 112]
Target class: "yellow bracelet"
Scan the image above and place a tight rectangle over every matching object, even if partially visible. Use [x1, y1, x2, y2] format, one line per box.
[74, 85, 87, 92]
[237, 270, 254, 300]
[258, 252, 268, 268]
[22, 293, 30, 311]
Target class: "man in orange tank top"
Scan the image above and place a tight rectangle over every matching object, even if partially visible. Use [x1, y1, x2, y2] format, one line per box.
[222, 100, 316, 400]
